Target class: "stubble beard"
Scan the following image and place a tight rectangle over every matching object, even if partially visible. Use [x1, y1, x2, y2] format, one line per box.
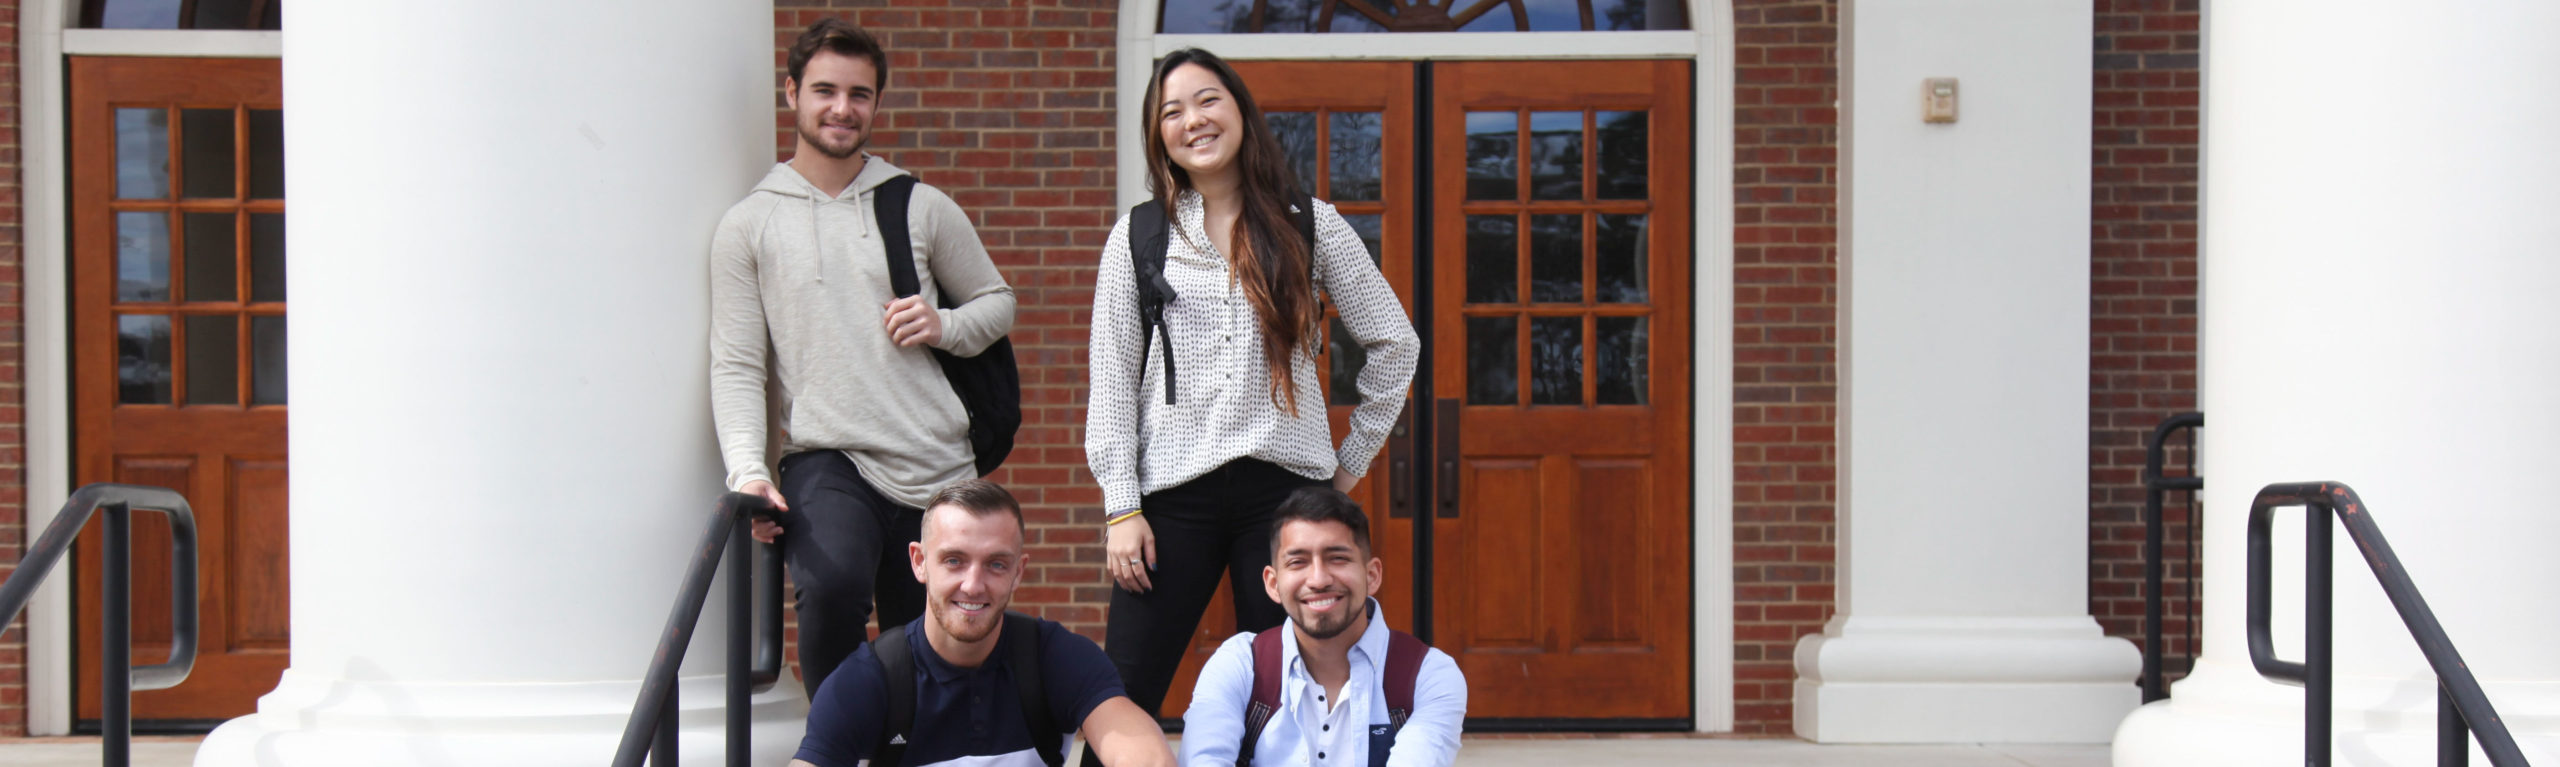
[932, 598, 998, 644]
[799, 118, 865, 160]
[1294, 593, 1365, 640]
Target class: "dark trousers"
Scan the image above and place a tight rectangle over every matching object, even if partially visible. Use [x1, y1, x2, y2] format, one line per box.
[777, 450, 926, 698]
[1102, 459, 1322, 727]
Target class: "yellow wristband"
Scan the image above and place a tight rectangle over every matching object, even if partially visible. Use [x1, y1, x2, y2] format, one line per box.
[1106, 509, 1144, 526]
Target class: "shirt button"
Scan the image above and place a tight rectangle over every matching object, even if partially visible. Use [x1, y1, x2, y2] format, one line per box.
[1322, 724, 1330, 732]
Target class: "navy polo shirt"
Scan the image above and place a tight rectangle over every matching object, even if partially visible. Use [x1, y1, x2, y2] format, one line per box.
[795, 617, 1124, 767]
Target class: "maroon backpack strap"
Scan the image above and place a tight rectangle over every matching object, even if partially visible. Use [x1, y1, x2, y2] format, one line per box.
[1382, 630, 1427, 727]
[1238, 627, 1287, 765]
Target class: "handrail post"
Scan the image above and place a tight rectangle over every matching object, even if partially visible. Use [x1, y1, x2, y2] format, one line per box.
[104, 501, 131, 767]
[653, 693, 678, 766]
[2307, 498, 2332, 767]
[2139, 411, 2200, 703]
[2141, 480, 2165, 703]
[2440, 683, 2469, 767]
[726, 511, 751, 767]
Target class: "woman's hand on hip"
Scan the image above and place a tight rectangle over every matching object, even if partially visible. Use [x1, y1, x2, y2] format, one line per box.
[1330, 468, 1360, 494]
[1107, 514, 1157, 593]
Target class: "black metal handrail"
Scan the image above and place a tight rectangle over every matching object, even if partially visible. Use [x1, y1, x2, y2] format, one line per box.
[2247, 482, 2527, 767]
[613, 492, 785, 767]
[2139, 411, 2202, 703]
[0, 483, 199, 767]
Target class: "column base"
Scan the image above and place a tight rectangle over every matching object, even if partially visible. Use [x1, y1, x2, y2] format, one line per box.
[2114, 656, 2560, 766]
[1792, 616, 2140, 743]
[192, 669, 810, 766]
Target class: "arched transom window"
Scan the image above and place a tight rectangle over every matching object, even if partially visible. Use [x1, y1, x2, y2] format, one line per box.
[79, 0, 280, 30]
[1161, 0, 1690, 34]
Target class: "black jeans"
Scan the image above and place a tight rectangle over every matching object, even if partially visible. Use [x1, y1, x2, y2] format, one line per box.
[1102, 459, 1321, 724]
[777, 450, 926, 698]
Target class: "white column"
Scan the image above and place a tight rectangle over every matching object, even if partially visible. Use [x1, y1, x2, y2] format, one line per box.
[192, 3, 804, 765]
[2114, 3, 2560, 764]
[1794, 0, 2136, 743]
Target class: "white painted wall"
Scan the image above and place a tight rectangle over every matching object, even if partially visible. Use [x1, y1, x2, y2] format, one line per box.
[190, 1, 805, 763]
[2114, 2, 2560, 763]
[1796, 0, 2134, 743]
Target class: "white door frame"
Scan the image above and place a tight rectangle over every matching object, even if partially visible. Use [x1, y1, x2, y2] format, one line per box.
[18, 0, 280, 734]
[1113, 0, 1737, 731]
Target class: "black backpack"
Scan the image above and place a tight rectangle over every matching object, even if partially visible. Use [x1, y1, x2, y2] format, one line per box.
[877, 174, 1021, 476]
[1125, 194, 1316, 405]
[870, 612, 1063, 767]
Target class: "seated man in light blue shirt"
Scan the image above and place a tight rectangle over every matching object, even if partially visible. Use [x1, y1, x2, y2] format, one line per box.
[1179, 487, 1466, 767]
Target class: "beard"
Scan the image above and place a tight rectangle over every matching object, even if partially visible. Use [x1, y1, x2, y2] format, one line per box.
[1292, 593, 1366, 640]
[798, 119, 865, 160]
[928, 597, 999, 643]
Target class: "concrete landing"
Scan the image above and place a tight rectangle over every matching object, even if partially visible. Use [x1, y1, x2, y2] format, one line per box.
[0, 734, 2111, 766]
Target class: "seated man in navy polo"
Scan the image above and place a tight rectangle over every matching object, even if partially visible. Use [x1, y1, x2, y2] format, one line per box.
[1179, 487, 1467, 767]
[792, 479, 1174, 767]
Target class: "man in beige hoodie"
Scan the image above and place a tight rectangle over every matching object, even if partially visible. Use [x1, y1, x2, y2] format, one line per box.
[709, 18, 1015, 697]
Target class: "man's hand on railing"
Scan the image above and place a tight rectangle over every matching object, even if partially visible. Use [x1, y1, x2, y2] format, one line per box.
[739, 480, 789, 543]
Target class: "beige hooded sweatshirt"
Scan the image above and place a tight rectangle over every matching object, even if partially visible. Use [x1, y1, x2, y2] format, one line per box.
[709, 158, 1014, 508]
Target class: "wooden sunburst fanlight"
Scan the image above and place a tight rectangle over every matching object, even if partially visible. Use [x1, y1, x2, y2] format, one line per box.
[1320, 0, 1530, 32]
[1202, 0, 1680, 35]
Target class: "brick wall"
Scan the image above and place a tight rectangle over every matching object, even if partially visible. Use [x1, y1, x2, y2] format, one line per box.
[2087, 0, 2202, 677]
[0, 0, 27, 738]
[770, 1, 1122, 648]
[1728, 0, 1840, 734]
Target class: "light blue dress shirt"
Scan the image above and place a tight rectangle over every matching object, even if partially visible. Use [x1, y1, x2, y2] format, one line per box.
[1180, 599, 1466, 767]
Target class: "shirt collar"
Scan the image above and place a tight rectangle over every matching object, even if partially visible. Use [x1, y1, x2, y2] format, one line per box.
[1281, 597, 1391, 678]
[908, 619, 997, 685]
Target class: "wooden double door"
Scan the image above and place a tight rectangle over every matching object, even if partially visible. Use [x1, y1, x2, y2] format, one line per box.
[1160, 59, 1695, 723]
[68, 56, 289, 724]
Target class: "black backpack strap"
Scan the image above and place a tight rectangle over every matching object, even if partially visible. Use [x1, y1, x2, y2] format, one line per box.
[1128, 201, 1178, 405]
[1236, 626, 1287, 766]
[1003, 612, 1064, 767]
[877, 174, 923, 300]
[873, 626, 918, 767]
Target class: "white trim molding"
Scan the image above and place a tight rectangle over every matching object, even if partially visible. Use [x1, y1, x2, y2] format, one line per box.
[62, 29, 280, 58]
[1691, 0, 1737, 733]
[1116, 0, 1737, 732]
[18, 0, 72, 739]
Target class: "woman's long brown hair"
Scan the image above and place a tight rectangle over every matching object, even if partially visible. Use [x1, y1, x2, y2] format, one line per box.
[1141, 48, 1322, 414]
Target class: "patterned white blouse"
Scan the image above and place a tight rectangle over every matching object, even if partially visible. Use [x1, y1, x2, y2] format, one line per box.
[1085, 190, 1419, 515]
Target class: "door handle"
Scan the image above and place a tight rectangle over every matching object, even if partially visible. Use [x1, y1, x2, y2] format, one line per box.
[1387, 406, 1415, 518]
[1435, 398, 1460, 519]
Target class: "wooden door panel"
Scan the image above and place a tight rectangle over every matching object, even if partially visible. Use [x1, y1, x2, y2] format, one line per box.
[1445, 457, 1540, 647]
[1570, 457, 1655, 647]
[1429, 59, 1693, 720]
[227, 457, 292, 650]
[71, 56, 288, 722]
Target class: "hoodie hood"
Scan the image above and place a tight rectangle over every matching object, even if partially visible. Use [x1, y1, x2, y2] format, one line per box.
[750, 156, 913, 283]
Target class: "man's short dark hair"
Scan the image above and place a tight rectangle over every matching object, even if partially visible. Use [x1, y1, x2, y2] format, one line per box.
[1269, 486, 1372, 559]
[924, 479, 1024, 537]
[786, 17, 889, 93]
